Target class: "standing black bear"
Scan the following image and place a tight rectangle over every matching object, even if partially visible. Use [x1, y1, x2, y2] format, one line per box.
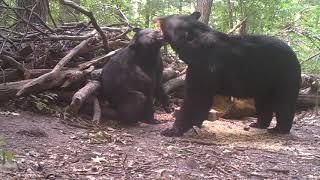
[101, 28, 170, 124]
[154, 12, 301, 136]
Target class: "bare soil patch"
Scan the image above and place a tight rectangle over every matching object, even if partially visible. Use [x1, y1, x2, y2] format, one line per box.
[0, 110, 320, 179]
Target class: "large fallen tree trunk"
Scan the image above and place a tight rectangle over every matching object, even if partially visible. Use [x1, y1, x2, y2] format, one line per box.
[297, 94, 320, 109]
[0, 69, 52, 83]
[0, 79, 32, 101]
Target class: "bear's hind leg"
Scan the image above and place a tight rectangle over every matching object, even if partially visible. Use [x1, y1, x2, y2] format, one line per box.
[268, 102, 295, 134]
[117, 91, 146, 125]
[140, 98, 161, 124]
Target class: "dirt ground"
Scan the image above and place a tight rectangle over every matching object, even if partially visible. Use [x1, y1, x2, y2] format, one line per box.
[0, 109, 320, 179]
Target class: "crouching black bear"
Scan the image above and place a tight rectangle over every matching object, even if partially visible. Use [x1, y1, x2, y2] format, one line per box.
[101, 28, 171, 125]
[154, 12, 301, 136]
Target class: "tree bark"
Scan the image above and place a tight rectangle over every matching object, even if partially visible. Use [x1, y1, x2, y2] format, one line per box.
[16, 0, 49, 31]
[226, 0, 233, 29]
[195, 0, 213, 25]
[66, 80, 101, 115]
[145, 0, 151, 28]
[237, 0, 246, 34]
[179, 0, 183, 13]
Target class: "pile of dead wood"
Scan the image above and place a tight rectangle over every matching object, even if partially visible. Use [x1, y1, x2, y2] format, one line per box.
[0, 0, 186, 125]
[0, 0, 319, 125]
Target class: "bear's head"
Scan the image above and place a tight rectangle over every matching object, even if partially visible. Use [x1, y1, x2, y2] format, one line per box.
[154, 12, 217, 66]
[129, 28, 164, 50]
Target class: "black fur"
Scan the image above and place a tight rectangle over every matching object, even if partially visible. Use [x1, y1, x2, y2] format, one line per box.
[158, 12, 301, 136]
[101, 28, 170, 124]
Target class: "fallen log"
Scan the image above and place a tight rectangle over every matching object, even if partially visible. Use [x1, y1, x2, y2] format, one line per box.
[0, 79, 32, 101]
[0, 69, 51, 83]
[53, 90, 118, 121]
[61, 66, 95, 88]
[297, 94, 320, 109]
[162, 67, 179, 82]
[163, 74, 186, 94]
[92, 96, 102, 125]
[0, 54, 31, 79]
[16, 37, 93, 96]
[66, 80, 101, 115]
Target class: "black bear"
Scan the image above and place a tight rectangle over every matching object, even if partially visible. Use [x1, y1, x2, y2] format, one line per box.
[101, 28, 170, 124]
[154, 12, 301, 136]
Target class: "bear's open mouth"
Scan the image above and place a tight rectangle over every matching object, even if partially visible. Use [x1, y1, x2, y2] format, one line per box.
[154, 20, 162, 33]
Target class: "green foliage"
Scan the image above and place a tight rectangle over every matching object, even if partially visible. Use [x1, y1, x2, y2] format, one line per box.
[46, 0, 319, 73]
[1, 150, 15, 164]
[1, 0, 319, 73]
[209, 0, 320, 73]
[0, 138, 15, 164]
[29, 92, 59, 113]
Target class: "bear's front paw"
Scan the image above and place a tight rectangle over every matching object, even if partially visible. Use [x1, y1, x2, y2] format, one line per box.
[267, 127, 290, 134]
[161, 127, 185, 137]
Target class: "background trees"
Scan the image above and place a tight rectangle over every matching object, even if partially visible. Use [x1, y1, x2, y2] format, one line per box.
[195, 0, 213, 24]
[0, 0, 319, 73]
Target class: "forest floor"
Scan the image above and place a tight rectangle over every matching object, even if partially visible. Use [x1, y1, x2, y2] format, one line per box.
[0, 108, 320, 179]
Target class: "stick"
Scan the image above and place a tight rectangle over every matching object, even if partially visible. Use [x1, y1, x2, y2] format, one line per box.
[16, 38, 92, 96]
[227, 17, 247, 35]
[53, 37, 93, 72]
[23, 5, 55, 33]
[301, 52, 320, 64]
[92, 96, 101, 125]
[61, 0, 110, 52]
[0, 1, 47, 36]
[0, 54, 31, 79]
[78, 48, 120, 70]
[108, 28, 131, 41]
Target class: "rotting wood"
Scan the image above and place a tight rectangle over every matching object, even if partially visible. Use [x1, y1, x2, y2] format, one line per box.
[0, 69, 52, 83]
[0, 79, 32, 101]
[0, 54, 31, 79]
[66, 80, 101, 115]
[61, 66, 95, 88]
[16, 38, 93, 96]
[92, 96, 102, 125]
[163, 74, 186, 94]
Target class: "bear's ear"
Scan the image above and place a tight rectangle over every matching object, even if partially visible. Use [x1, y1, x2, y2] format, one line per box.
[190, 12, 201, 20]
[132, 27, 142, 33]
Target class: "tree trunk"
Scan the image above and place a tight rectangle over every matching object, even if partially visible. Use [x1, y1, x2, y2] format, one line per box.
[144, 0, 151, 28]
[237, 0, 246, 34]
[179, 0, 183, 13]
[226, 0, 233, 29]
[195, 0, 213, 25]
[16, 0, 49, 31]
[0, 1, 3, 14]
